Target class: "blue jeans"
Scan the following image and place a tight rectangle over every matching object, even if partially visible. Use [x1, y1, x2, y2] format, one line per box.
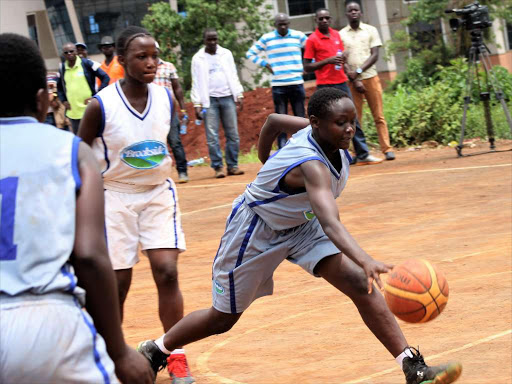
[204, 96, 240, 170]
[317, 82, 370, 160]
[167, 112, 188, 174]
[272, 84, 306, 148]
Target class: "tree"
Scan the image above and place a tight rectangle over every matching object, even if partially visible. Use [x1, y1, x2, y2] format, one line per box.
[142, 0, 273, 91]
[385, 0, 512, 90]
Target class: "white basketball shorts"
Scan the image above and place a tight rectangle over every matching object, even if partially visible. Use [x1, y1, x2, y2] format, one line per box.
[0, 292, 118, 384]
[104, 179, 186, 270]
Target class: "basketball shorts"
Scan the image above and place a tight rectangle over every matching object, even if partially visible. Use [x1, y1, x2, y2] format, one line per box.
[212, 196, 340, 314]
[104, 179, 186, 270]
[0, 292, 118, 384]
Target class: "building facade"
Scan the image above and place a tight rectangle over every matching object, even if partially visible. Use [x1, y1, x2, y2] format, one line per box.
[1, 0, 510, 84]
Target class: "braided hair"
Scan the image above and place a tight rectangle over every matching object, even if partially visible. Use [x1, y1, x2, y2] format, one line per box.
[116, 26, 152, 57]
[0, 33, 47, 117]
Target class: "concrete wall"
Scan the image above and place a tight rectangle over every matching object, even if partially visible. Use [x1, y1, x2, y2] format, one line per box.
[0, 0, 46, 36]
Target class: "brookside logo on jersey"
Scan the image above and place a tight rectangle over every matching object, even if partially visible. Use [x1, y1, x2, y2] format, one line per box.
[121, 140, 168, 169]
[303, 210, 316, 220]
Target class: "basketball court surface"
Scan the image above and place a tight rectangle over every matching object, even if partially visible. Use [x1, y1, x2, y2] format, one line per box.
[124, 141, 512, 384]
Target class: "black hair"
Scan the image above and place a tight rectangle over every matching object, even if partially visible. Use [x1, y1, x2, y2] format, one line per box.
[0, 33, 46, 117]
[116, 26, 152, 57]
[203, 28, 217, 38]
[307, 88, 350, 119]
[315, 7, 329, 16]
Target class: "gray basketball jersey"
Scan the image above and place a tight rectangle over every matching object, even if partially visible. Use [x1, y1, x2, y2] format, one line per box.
[244, 126, 350, 230]
[0, 117, 84, 299]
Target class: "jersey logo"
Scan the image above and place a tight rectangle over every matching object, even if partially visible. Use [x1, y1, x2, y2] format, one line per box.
[214, 280, 225, 295]
[121, 140, 168, 169]
[303, 210, 316, 220]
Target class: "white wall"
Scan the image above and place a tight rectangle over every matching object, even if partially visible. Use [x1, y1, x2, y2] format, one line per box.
[0, 0, 46, 35]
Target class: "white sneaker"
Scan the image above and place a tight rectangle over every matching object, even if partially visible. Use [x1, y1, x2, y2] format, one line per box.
[357, 154, 383, 166]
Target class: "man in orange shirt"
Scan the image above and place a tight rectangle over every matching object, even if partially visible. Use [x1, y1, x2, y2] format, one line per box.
[98, 36, 124, 85]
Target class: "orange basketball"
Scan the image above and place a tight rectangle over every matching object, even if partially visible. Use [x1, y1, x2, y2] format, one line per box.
[384, 259, 449, 323]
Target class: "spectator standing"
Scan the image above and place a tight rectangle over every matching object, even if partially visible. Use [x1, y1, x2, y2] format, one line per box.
[246, 13, 307, 148]
[191, 28, 245, 179]
[98, 36, 125, 85]
[153, 43, 189, 183]
[57, 42, 109, 134]
[303, 8, 382, 165]
[341, 2, 395, 160]
[75, 42, 88, 58]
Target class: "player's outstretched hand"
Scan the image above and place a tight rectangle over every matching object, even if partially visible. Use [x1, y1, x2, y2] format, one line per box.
[114, 345, 155, 384]
[362, 259, 394, 294]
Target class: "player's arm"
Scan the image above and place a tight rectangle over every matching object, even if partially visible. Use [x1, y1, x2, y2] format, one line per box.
[300, 160, 393, 293]
[77, 98, 102, 145]
[258, 113, 310, 163]
[72, 143, 154, 384]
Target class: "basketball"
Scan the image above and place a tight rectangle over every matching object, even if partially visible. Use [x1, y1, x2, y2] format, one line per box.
[384, 259, 449, 323]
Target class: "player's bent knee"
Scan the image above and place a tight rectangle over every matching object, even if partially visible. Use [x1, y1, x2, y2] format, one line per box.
[208, 309, 241, 335]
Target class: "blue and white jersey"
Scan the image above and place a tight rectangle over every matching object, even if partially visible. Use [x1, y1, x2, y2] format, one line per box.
[246, 29, 307, 87]
[0, 117, 84, 299]
[244, 126, 350, 230]
[92, 82, 174, 192]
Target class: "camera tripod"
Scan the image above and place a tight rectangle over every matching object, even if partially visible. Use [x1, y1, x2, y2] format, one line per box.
[456, 29, 512, 157]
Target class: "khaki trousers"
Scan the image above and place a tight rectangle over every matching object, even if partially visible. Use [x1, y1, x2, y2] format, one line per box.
[349, 75, 392, 154]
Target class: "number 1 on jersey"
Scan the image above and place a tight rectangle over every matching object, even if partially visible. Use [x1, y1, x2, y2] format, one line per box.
[0, 177, 19, 261]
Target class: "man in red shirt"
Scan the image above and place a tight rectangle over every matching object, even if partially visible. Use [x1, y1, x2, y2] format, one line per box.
[304, 8, 382, 165]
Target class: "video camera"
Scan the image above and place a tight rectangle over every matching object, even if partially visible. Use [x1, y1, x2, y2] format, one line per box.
[445, 1, 492, 32]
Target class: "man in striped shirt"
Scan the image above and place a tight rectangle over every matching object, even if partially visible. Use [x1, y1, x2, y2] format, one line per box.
[246, 13, 307, 148]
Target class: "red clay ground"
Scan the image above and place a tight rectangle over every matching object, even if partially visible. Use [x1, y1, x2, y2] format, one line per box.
[124, 140, 512, 384]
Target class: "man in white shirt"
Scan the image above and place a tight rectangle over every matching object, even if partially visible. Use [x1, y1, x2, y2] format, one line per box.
[340, 2, 395, 160]
[191, 28, 245, 178]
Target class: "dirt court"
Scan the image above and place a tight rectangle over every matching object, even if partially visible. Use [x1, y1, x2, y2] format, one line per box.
[123, 140, 512, 384]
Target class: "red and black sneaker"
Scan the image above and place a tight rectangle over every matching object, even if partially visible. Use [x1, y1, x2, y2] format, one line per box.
[167, 352, 195, 384]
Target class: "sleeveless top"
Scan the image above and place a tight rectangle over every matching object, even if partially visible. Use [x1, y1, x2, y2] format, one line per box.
[0, 117, 84, 300]
[244, 126, 351, 230]
[91, 82, 174, 192]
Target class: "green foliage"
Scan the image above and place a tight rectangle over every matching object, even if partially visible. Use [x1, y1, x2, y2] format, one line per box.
[142, 0, 272, 91]
[362, 60, 512, 146]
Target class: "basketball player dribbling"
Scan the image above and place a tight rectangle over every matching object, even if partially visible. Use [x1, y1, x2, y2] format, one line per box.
[137, 88, 463, 384]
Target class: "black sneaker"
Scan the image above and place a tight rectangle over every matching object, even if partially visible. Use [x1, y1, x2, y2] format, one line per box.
[403, 347, 462, 384]
[137, 340, 168, 376]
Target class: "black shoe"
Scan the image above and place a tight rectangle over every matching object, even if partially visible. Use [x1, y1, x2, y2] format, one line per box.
[403, 347, 462, 384]
[137, 340, 168, 376]
[386, 151, 396, 161]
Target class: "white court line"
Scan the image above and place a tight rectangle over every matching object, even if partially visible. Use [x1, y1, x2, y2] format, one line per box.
[180, 163, 512, 216]
[197, 270, 512, 384]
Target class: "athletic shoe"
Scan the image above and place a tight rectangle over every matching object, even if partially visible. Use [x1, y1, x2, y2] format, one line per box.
[356, 154, 383, 166]
[227, 167, 244, 176]
[385, 151, 396, 161]
[178, 172, 189, 183]
[137, 340, 168, 376]
[402, 347, 462, 384]
[167, 353, 195, 384]
[214, 168, 225, 179]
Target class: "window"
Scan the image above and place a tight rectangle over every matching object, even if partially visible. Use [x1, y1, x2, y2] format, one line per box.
[27, 14, 39, 47]
[89, 15, 99, 34]
[287, 0, 326, 17]
[45, 0, 76, 52]
[507, 23, 512, 50]
[408, 20, 443, 52]
[72, 0, 162, 54]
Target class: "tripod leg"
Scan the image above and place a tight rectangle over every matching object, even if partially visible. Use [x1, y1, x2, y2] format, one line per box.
[458, 47, 476, 157]
[478, 46, 512, 134]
